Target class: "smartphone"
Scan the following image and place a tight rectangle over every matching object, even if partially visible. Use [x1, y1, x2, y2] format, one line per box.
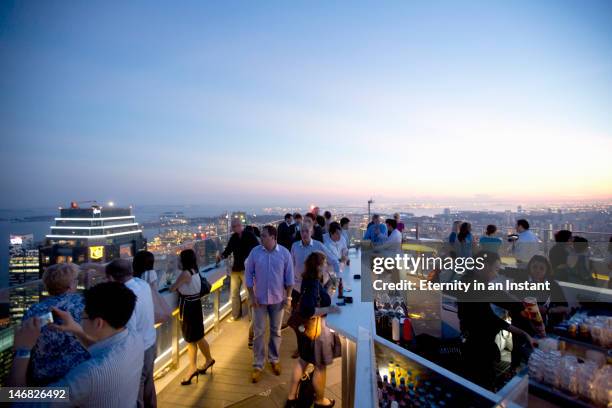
[38, 311, 54, 326]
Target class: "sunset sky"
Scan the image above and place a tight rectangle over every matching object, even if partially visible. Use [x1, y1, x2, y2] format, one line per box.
[1, 1, 611, 209]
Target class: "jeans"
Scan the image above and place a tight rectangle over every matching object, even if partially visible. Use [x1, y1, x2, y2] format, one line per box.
[138, 344, 157, 408]
[252, 302, 284, 369]
[230, 270, 246, 319]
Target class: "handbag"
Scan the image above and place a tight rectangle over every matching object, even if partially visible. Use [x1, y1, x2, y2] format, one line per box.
[199, 274, 212, 297]
[332, 331, 342, 359]
[296, 363, 315, 408]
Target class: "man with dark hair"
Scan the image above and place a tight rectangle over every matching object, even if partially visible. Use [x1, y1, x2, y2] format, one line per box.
[245, 224, 293, 382]
[106, 259, 157, 408]
[377, 218, 401, 251]
[10, 282, 144, 407]
[514, 218, 540, 264]
[323, 210, 332, 231]
[290, 213, 303, 243]
[549, 230, 572, 280]
[314, 215, 326, 242]
[217, 218, 259, 324]
[340, 217, 351, 247]
[278, 213, 294, 250]
[324, 221, 349, 263]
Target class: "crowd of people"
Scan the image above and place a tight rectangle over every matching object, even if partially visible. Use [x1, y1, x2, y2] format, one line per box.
[9, 210, 611, 406]
[447, 218, 608, 286]
[8, 207, 351, 408]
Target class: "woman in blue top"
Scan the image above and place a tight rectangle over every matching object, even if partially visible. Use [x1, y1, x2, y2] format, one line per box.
[479, 224, 503, 254]
[23, 263, 89, 385]
[286, 251, 340, 408]
[456, 222, 473, 258]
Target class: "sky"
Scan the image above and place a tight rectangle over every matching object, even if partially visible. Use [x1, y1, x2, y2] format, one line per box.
[1, 0, 611, 209]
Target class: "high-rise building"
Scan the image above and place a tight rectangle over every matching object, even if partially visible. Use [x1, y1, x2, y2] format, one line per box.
[39, 203, 146, 271]
[8, 234, 41, 325]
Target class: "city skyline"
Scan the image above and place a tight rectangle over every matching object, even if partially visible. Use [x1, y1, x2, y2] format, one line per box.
[1, 1, 611, 208]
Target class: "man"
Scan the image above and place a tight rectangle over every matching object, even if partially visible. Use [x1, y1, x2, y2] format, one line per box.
[323, 221, 349, 264]
[217, 218, 260, 322]
[9, 282, 144, 408]
[323, 210, 333, 232]
[378, 218, 402, 251]
[340, 216, 351, 248]
[513, 219, 541, 264]
[106, 260, 156, 408]
[299, 213, 324, 243]
[277, 213, 294, 250]
[457, 252, 534, 390]
[363, 214, 388, 244]
[289, 221, 340, 358]
[290, 212, 303, 243]
[245, 225, 294, 383]
[292, 219, 341, 293]
[314, 214, 325, 242]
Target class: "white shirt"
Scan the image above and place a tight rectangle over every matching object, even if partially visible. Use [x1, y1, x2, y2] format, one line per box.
[377, 228, 402, 252]
[124, 277, 156, 349]
[141, 269, 158, 285]
[514, 229, 541, 263]
[323, 233, 348, 261]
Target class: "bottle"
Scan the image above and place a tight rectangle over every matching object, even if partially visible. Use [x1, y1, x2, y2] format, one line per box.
[392, 317, 401, 343]
[338, 278, 344, 298]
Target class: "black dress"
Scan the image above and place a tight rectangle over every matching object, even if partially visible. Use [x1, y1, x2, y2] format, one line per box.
[178, 270, 204, 343]
[297, 278, 335, 366]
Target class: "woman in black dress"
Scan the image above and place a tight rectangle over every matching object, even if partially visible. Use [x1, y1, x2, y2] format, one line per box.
[170, 249, 215, 385]
[286, 251, 340, 408]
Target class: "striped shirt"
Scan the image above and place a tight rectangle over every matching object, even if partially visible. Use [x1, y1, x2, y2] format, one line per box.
[50, 329, 144, 408]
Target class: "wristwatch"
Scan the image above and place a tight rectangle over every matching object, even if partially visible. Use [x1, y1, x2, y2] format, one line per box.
[14, 348, 31, 359]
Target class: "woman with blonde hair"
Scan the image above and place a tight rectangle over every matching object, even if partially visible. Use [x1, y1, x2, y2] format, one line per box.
[22, 263, 89, 385]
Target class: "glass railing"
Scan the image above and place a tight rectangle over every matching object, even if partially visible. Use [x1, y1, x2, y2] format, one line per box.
[0, 219, 283, 386]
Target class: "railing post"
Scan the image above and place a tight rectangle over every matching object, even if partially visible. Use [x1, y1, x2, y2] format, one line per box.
[171, 313, 180, 369]
[214, 289, 220, 333]
[415, 222, 419, 240]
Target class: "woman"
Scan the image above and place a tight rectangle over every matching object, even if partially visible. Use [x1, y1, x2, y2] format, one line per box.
[169, 249, 215, 385]
[23, 263, 89, 385]
[448, 220, 462, 244]
[479, 224, 503, 254]
[286, 252, 340, 408]
[456, 222, 473, 258]
[509, 255, 569, 367]
[133, 250, 158, 288]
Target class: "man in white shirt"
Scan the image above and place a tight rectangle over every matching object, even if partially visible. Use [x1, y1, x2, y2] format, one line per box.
[513, 219, 541, 265]
[106, 259, 157, 408]
[377, 218, 402, 251]
[323, 221, 348, 263]
[340, 217, 351, 248]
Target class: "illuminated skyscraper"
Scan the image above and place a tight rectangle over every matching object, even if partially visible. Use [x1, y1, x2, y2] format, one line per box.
[8, 234, 40, 325]
[39, 203, 146, 271]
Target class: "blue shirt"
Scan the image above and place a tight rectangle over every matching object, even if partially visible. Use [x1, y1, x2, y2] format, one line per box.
[363, 223, 388, 244]
[50, 329, 144, 408]
[23, 293, 90, 386]
[455, 233, 473, 257]
[245, 244, 294, 305]
[479, 236, 503, 254]
[291, 239, 340, 292]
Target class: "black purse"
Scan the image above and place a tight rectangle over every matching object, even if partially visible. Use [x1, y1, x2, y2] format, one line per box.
[296, 364, 315, 408]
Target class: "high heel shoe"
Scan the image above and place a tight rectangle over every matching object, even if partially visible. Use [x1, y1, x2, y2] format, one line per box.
[198, 359, 216, 375]
[284, 399, 297, 408]
[180, 371, 199, 385]
[314, 399, 335, 408]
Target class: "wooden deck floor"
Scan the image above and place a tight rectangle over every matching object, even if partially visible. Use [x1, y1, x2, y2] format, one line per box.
[156, 316, 342, 408]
